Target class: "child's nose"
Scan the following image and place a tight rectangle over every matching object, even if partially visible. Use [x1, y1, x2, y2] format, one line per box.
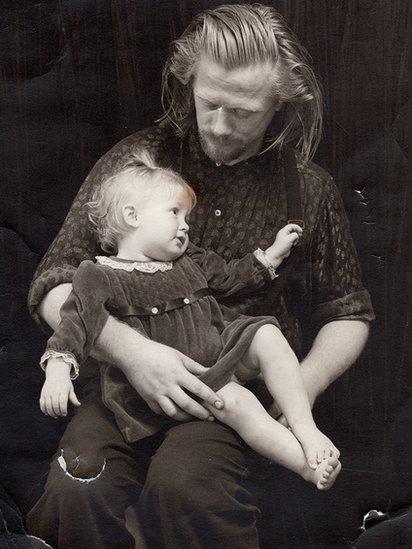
[180, 218, 189, 231]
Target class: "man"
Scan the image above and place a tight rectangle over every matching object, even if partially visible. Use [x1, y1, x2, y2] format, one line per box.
[27, 4, 374, 548]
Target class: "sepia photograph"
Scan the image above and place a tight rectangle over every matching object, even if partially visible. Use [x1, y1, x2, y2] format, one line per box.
[1, 1, 410, 547]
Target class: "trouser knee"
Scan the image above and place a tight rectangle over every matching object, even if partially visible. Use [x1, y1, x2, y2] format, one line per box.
[59, 446, 106, 480]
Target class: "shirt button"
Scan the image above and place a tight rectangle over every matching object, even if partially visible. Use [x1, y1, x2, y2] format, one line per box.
[214, 209, 222, 217]
[151, 307, 159, 314]
[183, 297, 190, 304]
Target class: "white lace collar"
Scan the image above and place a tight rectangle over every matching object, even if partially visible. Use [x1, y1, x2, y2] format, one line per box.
[95, 255, 173, 273]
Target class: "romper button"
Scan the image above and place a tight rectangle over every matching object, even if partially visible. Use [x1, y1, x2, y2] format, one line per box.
[151, 307, 158, 314]
[183, 297, 190, 304]
[214, 209, 222, 216]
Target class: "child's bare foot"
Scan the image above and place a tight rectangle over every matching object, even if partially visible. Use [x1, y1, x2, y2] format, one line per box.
[292, 422, 340, 469]
[303, 456, 341, 490]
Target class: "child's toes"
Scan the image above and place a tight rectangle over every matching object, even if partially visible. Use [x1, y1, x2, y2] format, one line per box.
[330, 446, 340, 459]
[328, 456, 339, 468]
[306, 449, 318, 469]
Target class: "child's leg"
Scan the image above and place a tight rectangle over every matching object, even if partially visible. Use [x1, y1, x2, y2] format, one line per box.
[207, 382, 341, 490]
[242, 325, 340, 469]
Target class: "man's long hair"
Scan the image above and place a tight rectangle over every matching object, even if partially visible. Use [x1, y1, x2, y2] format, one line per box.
[160, 4, 322, 163]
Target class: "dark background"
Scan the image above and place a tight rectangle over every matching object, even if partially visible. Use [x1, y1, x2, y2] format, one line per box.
[1, 1, 411, 546]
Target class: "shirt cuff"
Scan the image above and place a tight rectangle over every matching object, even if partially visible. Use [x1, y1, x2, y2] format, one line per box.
[40, 349, 80, 380]
[253, 249, 279, 280]
[311, 289, 375, 329]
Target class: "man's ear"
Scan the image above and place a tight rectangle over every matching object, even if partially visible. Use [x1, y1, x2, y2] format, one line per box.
[123, 204, 139, 227]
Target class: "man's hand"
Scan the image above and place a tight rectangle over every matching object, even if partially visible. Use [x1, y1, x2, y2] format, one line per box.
[123, 341, 224, 421]
[98, 319, 224, 422]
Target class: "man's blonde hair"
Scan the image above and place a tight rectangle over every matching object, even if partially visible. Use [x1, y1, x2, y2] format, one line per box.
[161, 3, 322, 162]
[87, 151, 196, 253]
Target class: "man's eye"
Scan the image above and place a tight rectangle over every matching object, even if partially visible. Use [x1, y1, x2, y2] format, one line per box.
[232, 108, 251, 118]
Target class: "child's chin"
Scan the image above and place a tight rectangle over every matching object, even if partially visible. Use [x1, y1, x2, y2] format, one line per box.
[161, 248, 185, 261]
[170, 249, 186, 260]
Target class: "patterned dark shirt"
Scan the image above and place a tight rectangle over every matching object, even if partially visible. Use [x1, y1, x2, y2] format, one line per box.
[28, 123, 374, 357]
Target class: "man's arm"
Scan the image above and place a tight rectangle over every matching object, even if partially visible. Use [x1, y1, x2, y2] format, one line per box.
[300, 319, 369, 407]
[40, 285, 223, 421]
[277, 173, 373, 423]
[275, 320, 369, 425]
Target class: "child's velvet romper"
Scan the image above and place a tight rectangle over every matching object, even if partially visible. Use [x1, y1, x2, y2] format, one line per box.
[43, 243, 280, 443]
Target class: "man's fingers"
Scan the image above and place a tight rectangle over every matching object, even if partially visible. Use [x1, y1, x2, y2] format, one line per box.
[181, 376, 224, 412]
[158, 396, 191, 421]
[181, 356, 208, 376]
[169, 386, 211, 420]
[158, 395, 179, 417]
[146, 400, 164, 416]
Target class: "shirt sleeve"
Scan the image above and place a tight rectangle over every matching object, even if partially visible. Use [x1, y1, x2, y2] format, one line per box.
[27, 129, 166, 328]
[308, 177, 375, 329]
[43, 261, 112, 369]
[186, 242, 273, 297]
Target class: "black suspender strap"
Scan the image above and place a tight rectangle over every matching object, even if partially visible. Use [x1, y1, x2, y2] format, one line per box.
[259, 147, 304, 305]
[282, 146, 304, 229]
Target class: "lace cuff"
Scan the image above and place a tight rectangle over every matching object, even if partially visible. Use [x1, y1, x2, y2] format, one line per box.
[39, 350, 80, 380]
[253, 249, 279, 280]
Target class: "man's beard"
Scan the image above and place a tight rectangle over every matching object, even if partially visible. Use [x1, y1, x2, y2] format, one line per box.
[198, 131, 247, 165]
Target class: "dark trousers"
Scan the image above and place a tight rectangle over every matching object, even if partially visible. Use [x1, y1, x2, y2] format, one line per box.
[26, 388, 261, 549]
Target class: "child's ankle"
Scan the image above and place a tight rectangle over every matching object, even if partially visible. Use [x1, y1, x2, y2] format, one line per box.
[289, 418, 316, 432]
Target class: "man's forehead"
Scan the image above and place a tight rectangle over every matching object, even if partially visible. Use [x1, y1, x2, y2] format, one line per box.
[193, 56, 276, 104]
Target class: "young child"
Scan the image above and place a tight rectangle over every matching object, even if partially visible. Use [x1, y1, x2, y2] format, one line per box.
[39, 152, 341, 490]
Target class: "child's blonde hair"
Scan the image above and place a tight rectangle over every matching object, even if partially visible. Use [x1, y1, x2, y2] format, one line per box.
[87, 151, 197, 253]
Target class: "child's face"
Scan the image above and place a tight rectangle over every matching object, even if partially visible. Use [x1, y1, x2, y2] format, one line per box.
[135, 187, 191, 261]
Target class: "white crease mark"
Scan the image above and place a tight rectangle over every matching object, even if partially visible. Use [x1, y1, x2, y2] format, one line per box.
[57, 450, 106, 483]
[28, 534, 54, 548]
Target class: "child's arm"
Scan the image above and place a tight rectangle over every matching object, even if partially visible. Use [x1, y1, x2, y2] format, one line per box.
[40, 357, 81, 417]
[256, 223, 303, 274]
[186, 223, 303, 297]
[37, 261, 114, 416]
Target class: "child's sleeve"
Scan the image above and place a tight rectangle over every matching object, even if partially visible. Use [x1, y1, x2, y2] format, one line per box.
[40, 261, 112, 378]
[186, 242, 274, 297]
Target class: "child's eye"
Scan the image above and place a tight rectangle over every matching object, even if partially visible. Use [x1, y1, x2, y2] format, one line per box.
[171, 208, 178, 215]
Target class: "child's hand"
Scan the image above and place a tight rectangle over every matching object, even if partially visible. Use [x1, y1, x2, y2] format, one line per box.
[264, 223, 303, 267]
[40, 358, 81, 418]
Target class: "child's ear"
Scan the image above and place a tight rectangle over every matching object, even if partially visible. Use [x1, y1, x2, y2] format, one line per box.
[123, 204, 139, 227]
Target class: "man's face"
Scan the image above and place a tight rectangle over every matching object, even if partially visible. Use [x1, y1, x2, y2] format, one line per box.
[193, 56, 280, 165]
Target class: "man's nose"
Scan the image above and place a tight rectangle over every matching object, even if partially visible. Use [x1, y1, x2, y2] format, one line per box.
[210, 107, 231, 137]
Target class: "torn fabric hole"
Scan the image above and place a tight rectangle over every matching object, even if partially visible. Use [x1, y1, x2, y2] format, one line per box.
[57, 450, 106, 483]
